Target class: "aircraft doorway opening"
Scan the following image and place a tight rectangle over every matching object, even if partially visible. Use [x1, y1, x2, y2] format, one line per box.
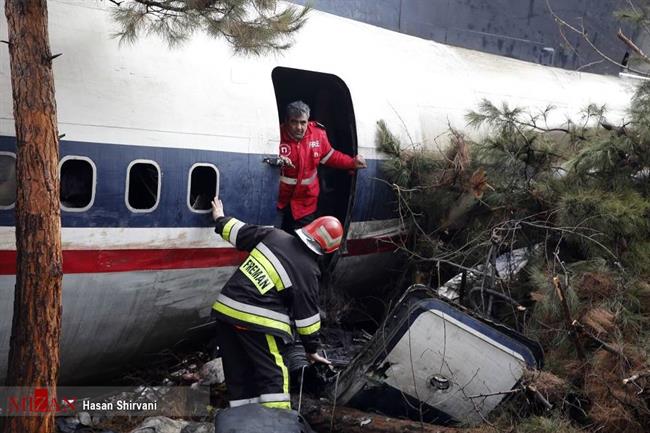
[271, 67, 358, 251]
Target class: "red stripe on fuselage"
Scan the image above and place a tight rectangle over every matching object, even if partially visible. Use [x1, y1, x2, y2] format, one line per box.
[0, 248, 248, 275]
[0, 236, 398, 275]
[344, 237, 398, 256]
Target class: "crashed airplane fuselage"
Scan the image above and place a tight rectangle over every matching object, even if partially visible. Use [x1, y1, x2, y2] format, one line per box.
[0, 0, 632, 383]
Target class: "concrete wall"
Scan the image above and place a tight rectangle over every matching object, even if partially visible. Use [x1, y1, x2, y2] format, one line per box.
[291, 0, 639, 76]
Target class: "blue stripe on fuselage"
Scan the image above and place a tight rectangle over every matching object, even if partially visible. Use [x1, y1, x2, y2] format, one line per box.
[0, 136, 394, 227]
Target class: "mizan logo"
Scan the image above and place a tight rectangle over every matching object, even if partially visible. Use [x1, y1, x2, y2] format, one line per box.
[5, 388, 76, 415]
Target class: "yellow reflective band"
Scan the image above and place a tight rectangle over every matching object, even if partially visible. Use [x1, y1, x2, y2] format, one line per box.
[212, 302, 291, 336]
[296, 321, 321, 336]
[250, 248, 285, 291]
[260, 401, 291, 410]
[222, 218, 238, 243]
[266, 334, 289, 394]
[257, 243, 292, 289]
[239, 255, 275, 295]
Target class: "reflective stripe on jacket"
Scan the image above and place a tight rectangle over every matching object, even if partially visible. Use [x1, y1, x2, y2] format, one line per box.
[212, 216, 322, 352]
[277, 121, 356, 220]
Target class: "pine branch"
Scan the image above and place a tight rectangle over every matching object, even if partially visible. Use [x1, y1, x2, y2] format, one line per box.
[111, 0, 309, 53]
[132, 0, 188, 13]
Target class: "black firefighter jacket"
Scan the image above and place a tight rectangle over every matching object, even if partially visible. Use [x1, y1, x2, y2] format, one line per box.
[211, 216, 322, 353]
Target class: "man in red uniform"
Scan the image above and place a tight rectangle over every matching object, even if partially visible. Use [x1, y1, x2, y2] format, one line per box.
[276, 100, 366, 231]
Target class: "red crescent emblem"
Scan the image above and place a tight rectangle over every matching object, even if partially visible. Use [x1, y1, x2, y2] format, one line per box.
[280, 144, 291, 156]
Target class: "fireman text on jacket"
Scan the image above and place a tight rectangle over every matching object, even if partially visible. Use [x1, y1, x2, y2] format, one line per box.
[240, 255, 274, 294]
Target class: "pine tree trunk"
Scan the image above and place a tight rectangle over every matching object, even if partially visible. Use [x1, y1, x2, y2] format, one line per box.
[3, 1, 62, 432]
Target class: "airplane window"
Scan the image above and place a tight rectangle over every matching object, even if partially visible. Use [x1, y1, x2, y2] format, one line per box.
[0, 153, 16, 209]
[60, 156, 95, 211]
[126, 160, 160, 212]
[188, 164, 219, 212]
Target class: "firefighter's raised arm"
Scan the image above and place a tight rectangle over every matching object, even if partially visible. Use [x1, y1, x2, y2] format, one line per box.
[212, 197, 273, 252]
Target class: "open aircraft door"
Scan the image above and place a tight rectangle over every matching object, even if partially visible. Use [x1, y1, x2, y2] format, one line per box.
[270, 67, 359, 274]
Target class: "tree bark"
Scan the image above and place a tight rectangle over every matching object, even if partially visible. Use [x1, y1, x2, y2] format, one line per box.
[299, 397, 486, 433]
[3, 1, 62, 433]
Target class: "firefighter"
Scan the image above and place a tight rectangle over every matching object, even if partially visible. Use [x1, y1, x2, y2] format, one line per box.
[276, 100, 367, 232]
[210, 197, 341, 409]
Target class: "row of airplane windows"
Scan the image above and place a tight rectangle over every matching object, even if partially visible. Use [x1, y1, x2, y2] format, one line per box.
[0, 152, 219, 213]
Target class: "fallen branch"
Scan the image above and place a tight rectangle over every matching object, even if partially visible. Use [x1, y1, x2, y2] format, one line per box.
[545, 0, 650, 76]
[526, 385, 553, 411]
[553, 276, 586, 361]
[298, 397, 484, 433]
[572, 320, 630, 363]
[467, 388, 522, 399]
[623, 371, 650, 385]
[617, 28, 650, 63]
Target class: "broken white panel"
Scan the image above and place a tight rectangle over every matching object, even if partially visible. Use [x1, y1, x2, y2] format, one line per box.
[382, 309, 527, 424]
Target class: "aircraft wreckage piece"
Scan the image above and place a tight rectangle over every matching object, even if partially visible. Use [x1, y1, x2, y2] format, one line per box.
[331, 286, 543, 425]
[436, 246, 536, 302]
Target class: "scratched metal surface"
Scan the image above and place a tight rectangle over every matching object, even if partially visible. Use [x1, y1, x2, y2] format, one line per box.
[291, 0, 637, 75]
[0, 267, 234, 384]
